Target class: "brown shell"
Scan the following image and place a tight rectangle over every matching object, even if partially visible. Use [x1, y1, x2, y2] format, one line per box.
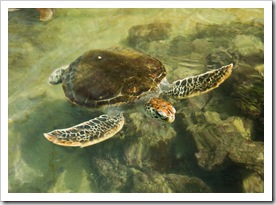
[62, 48, 166, 108]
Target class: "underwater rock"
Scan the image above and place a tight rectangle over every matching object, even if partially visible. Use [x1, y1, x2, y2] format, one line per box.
[123, 112, 176, 170]
[91, 158, 129, 192]
[232, 35, 264, 66]
[128, 112, 176, 145]
[8, 148, 45, 192]
[168, 35, 195, 56]
[180, 109, 263, 174]
[192, 38, 214, 57]
[131, 171, 211, 193]
[164, 173, 212, 193]
[49, 169, 92, 193]
[171, 53, 206, 81]
[229, 141, 264, 176]
[233, 35, 263, 58]
[132, 171, 171, 192]
[206, 49, 237, 69]
[225, 63, 264, 140]
[242, 172, 264, 193]
[191, 21, 263, 67]
[254, 64, 264, 77]
[27, 89, 47, 101]
[127, 22, 171, 50]
[193, 21, 263, 43]
[87, 112, 178, 192]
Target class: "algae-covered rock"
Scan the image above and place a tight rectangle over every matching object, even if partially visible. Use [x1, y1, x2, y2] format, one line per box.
[132, 171, 172, 193]
[255, 64, 264, 76]
[230, 65, 264, 120]
[192, 38, 214, 57]
[131, 171, 211, 193]
[48, 169, 93, 193]
[224, 63, 264, 141]
[206, 49, 238, 69]
[193, 22, 264, 142]
[229, 141, 264, 176]
[164, 173, 212, 193]
[86, 112, 177, 192]
[242, 172, 264, 193]
[127, 22, 171, 51]
[168, 35, 195, 56]
[233, 35, 263, 57]
[192, 21, 263, 67]
[90, 158, 130, 192]
[122, 112, 176, 170]
[181, 110, 263, 175]
[193, 21, 263, 43]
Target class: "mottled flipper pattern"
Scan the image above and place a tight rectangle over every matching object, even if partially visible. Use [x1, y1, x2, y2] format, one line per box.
[44, 113, 125, 148]
[165, 63, 233, 99]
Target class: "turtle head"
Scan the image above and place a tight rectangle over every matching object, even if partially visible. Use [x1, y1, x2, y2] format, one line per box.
[48, 65, 68, 85]
[145, 98, 176, 123]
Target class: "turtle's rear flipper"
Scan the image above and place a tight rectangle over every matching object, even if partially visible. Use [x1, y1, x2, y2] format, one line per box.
[165, 63, 233, 99]
[44, 113, 125, 148]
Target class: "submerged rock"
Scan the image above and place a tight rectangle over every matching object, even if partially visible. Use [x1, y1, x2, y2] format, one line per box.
[127, 22, 172, 49]
[131, 171, 211, 193]
[124, 113, 176, 170]
[192, 21, 263, 67]
[168, 35, 195, 56]
[225, 64, 264, 141]
[242, 172, 264, 193]
[206, 49, 237, 69]
[91, 158, 130, 192]
[233, 35, 263, 57]
[230, 65, 264, 120]
[181, 110, 264, 175]
[126, 22, 173, 58]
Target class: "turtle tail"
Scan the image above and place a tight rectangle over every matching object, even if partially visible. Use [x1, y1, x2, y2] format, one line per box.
[164, 63, 233, 99]
[44, 113, 125, 148]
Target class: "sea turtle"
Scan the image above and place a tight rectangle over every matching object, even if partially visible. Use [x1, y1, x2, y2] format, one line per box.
[44, 47, 233, 148]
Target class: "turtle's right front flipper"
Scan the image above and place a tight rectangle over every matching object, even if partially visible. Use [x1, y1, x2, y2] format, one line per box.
[165, 63, 233, 99]
[44, 113, 125, 148]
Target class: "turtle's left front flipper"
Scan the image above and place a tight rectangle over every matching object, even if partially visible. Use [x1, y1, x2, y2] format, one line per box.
[165, 63, 233, 99]
[44, 113, 125, 148]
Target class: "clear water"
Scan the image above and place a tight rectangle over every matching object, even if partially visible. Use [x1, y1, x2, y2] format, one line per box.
[8, 8, 264, 193]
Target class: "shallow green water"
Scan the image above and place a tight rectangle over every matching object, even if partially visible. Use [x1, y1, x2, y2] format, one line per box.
[8, 8, 264, 193]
